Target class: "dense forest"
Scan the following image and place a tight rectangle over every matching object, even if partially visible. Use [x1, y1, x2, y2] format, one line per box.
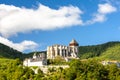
[79, 41, 120, 60]
[0, 43, 45, 60]
[0, 43, 23, 59]
[0, 58, 120, 80]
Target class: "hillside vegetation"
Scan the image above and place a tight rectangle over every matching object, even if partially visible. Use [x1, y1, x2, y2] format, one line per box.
[1, 59, 120, 80]
[0, 43, 23, 59]
[79, 41, 120, 60]
[0, 42, 47, 60]
[98, 44, 120, 60]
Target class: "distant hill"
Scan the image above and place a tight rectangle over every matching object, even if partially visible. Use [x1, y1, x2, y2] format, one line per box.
[0, 42, 46, 60]
[0, 43, 23, 59]
[79, 41, 120, 60]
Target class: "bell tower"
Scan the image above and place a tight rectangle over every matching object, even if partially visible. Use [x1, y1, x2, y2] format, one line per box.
[69, 39, 79, 58]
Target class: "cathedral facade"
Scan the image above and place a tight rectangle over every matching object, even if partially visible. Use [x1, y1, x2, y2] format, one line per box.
[47, 39, 79, 59]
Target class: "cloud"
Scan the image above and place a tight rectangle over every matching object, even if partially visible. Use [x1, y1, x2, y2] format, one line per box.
[0, 36, 38, 52]
[103, 0, 120, 5]
[0, 3, 117, 37]
[98, 3, 117, 14]
[0, 4, 83, 38]
[85, 3, 117, 25]
[102, 0, 120, 9]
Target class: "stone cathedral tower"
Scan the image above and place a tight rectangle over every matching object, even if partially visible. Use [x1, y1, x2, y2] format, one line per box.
[47, 39, 79, 59]
[69, 39, 79, 58]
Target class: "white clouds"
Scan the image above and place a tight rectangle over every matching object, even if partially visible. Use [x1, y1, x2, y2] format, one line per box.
[0, 4, 83, 52]
[86, 3, 117, 25]
[0, 3, 117, 37]
[98, 3, 117, 14]
[103, 0, 120, 6]
[0, 36, 38, 52]
[0, 4, 83, 38]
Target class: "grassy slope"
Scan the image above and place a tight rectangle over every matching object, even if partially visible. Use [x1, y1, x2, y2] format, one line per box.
[79, 41, 120, 61]
[98, 44, 120, 61]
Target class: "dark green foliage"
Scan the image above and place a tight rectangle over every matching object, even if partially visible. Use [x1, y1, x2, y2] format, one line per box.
[1, 58, 120, 80]
[47, 56, 68, 65]
[0, 43, 23, 59]
[79, 41, 120, 59]
[64, 59, 120, 80]
[0, 42, 46, 60]
[43, 59, 120, 80]
[99, 44, 120, 60]
[0, 58, 42, 80]
[107, 64, 120, 80]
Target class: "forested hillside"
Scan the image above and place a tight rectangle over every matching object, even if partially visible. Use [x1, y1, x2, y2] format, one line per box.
[0, 42, 46, 60]
[79, 41, 120, 60]
[98, 44, 120, 60]
[0, 43, 23, 59]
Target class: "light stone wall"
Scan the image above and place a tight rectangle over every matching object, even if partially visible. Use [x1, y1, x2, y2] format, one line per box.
[47, 44, 79, 59]
[23, 59, 47, 67]
[23, 53, 47, 67]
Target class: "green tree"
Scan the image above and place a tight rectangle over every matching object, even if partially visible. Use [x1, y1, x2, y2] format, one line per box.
[108, 64, 120, 80]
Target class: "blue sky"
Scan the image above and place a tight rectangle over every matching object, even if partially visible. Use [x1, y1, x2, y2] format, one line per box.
[0, 0, 120, 53]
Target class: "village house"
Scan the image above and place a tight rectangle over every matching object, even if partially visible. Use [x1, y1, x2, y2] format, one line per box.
[102, 61, 120, 68]
[23, 53, 47, 67]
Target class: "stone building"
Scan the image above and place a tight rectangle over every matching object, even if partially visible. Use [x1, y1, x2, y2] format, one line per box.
[23, 53, 47, 67]
[47, 39, 79, 59]
[102, 61, 120, 68]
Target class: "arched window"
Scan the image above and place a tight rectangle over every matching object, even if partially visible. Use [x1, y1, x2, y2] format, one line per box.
[65, 50, 67, 57]
[58, 49, 60, 55]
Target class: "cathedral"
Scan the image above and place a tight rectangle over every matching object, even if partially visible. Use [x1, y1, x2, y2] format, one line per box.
[23, 39, 79, 67]
[47, 39, 79, 59]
